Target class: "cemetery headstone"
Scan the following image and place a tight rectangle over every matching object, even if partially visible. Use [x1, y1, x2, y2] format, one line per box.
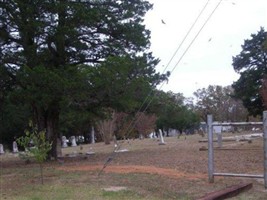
[86, 147, 95, 155]
[13, 141, 19, 153]
[0, 144, 4, 154]
[115, 148, 129, 153]
[158, 129, 166, 145]
[91, 126, 95, 144]
[61, 136, 68, 148]
[70, 136, 77, 147]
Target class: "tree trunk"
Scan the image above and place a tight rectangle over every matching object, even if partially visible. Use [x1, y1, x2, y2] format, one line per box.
[104, 133, 111, 145]
[46, 102, 60, 159]
[32, 104, 46, 131]
[33, 101, 60, 159]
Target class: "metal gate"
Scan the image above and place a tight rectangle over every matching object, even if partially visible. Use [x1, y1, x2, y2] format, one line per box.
[207, 111, 267, 189]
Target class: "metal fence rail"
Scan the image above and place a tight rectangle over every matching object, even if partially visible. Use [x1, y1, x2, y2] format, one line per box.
[212, 122, 263, 126]
[207, 111, 267, 189]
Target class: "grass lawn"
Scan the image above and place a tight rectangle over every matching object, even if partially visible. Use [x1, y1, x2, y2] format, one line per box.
[1, 133, 267, 199]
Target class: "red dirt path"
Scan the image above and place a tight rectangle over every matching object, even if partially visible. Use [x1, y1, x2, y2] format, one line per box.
[58, 164, 206, 180]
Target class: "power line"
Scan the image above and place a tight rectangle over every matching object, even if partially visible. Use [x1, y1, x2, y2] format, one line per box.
[98, 0, 223, 176]
[123, 0, 223, 140]
[169, 0, 223, 76]
[160, 0, 211, 76]
[116, 0, 212, 142]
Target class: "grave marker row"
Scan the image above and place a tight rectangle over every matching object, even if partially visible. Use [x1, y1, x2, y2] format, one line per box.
[0, 141, 19, 154]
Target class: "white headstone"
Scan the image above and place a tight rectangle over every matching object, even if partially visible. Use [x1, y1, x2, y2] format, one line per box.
[115, 148, 129, 153]
[91, 126, 95, 144]
[13, 141, 19, 153]
[0, 144, 4, 154]
[70, 136, 77, 147]
[62, 136, 68, 148]
[86, 147, 95, 155]
[158, 129, 166, 145]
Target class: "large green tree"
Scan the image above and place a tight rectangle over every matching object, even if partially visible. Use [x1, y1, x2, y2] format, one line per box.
[0, 0, 167, 157]
[232, 27, 267, 116]
[59, 55, 166, 140]
[153, 91, 199, 135]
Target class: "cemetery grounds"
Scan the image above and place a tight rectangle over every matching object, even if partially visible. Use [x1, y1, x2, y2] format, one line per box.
[1, 132, 267, 200]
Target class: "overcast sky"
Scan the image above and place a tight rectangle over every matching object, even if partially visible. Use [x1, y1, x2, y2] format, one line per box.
[144, 0, 267, 98]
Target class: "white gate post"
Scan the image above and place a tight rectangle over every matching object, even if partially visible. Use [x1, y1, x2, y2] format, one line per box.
[208, 114, 214, 183]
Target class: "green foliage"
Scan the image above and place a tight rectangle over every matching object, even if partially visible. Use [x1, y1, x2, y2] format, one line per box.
[232, 27, 267, 116]
[16, 122, 52, 184]
[153, 91, 200, 133]
[16, 122, 52, 163]
[87, 55, 166, 112]
[1, 0, 169, 156]
[0, 65, 29, 144]
[0, 98, 30, 144]
[172, 106, 199, 133]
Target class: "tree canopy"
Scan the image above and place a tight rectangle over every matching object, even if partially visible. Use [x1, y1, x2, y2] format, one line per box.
[232, 27, 267, 116]
[194, 85, 248, 122]
[153, 91, 200, 134]
[0, 0, 168, 157]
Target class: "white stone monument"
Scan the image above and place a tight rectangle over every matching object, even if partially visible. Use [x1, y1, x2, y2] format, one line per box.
[86, 147, 95, 155]
[13, 141, 19, 153]
[70, 136, 77, 147]
[0, 144, 4, 154]
[158, 129, 166, 145]
[91, 126, 95, 144]
[115, 148, 129, 153]
[62, 136, 68, 148]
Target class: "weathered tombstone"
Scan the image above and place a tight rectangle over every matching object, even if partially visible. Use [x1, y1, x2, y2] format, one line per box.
[70, 136, 77, 147]
[150, 132, 157, 139]
[86, 147, 95, 155]
[115, 148, 129, 153]
[91, 126, 95, 144]
[0, 144, 4, 154]
[13, 141, 19, 153]
[61, 136, 68, 148]
[158, 129, 166, 145]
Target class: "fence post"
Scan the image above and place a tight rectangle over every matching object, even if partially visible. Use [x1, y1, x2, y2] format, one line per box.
[208, 114, 214, 183]
[263, 111, 267, 189]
